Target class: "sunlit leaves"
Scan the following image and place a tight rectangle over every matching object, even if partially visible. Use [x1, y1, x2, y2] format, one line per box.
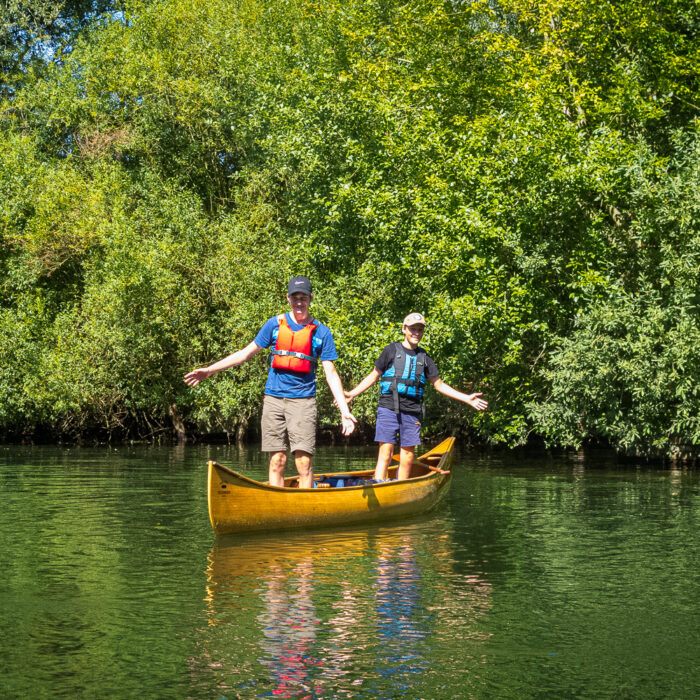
[0, 0, 697, 455]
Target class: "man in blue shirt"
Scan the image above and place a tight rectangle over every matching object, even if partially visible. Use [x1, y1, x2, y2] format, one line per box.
[184, 276, 356, 488]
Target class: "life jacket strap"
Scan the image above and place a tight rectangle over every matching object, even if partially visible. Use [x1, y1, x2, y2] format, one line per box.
[271, 349, 318, 364]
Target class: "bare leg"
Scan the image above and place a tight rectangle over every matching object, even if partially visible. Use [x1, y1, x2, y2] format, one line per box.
[268, 451, 287, 487]
[397, 445, 415, 480]
[294, 450, 313, 489]
[374, 442, 395, 480]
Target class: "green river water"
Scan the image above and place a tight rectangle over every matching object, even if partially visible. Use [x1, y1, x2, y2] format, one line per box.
[1, 443, 698, 699]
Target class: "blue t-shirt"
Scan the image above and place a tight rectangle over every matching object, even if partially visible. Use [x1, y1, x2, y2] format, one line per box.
[254, 313, 338, 398]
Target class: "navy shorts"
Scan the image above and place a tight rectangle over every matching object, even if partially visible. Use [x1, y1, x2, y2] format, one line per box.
[374, 406, 422, 447]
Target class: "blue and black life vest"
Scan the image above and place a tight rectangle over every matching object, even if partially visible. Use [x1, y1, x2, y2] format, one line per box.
[379, 342, 427, 414]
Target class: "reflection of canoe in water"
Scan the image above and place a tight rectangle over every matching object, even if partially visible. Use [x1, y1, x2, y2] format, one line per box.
[206, 526, 378, 582]
[207, 437, 455, 534]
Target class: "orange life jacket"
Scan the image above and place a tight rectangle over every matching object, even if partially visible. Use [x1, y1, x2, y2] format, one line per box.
[271, 314, 318, 373]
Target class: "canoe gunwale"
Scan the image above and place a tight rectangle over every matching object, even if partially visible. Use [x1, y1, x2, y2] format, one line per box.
[209, 462, 439, 492]
[209, 456, 450, 493]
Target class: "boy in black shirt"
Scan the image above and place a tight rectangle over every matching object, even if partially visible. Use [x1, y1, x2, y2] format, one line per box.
[345, 313, 487, 480]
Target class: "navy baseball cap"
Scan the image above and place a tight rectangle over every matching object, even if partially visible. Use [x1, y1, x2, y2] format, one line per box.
[287, 276, 313, 296]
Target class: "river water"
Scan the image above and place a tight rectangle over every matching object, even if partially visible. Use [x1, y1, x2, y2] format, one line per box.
[0, 443, 698, 699]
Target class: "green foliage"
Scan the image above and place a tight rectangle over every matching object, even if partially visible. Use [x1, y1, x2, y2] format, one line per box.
[531, 287, 699, 458]
[531, 130, 700, 458]
[0, 0, 697, 457]
[0, 1, 124, 98]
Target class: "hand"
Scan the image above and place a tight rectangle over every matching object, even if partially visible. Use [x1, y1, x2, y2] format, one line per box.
[335, 390, 355, 409]
[184, 368, 213, 387]
[466, 392, 488, 411]
[340, 413, 357, 436]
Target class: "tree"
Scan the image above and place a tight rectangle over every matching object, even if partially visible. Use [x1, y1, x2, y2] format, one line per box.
[0, 0, 697, 456]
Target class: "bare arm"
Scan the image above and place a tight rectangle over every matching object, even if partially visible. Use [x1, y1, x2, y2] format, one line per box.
[430, 377, 488, 411]
[322, 360, 357, 436]
[344, 368, 382, 401]
[184, 342, 263, 387]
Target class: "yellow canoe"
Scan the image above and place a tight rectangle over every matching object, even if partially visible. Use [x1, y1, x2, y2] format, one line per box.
[207, 436, 455, 534]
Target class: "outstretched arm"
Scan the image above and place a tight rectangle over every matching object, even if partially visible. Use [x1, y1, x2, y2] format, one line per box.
[430, 377, 488, 411]
[322, 360, 357, 436]
[184, 341, 263, 387]
[344, 368, 382, 401]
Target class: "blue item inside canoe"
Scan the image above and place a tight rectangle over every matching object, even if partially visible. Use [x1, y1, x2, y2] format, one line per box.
[314, 476, 392, 488]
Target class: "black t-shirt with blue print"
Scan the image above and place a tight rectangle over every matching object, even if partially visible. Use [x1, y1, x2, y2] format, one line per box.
[374, 343, 439, 415]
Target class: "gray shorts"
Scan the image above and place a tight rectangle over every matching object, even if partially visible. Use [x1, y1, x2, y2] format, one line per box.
[261, 395, 317, 454]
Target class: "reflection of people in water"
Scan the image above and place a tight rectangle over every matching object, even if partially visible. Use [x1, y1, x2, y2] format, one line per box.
[373, 538, 429, 689]
[198, 527, 493, 697]
[258, 558, 321, 698]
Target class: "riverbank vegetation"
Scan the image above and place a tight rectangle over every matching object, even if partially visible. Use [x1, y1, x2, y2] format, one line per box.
[0, 0, 698, 459]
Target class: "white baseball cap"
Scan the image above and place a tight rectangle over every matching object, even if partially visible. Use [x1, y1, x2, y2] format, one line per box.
[403, 312, 426, 326]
